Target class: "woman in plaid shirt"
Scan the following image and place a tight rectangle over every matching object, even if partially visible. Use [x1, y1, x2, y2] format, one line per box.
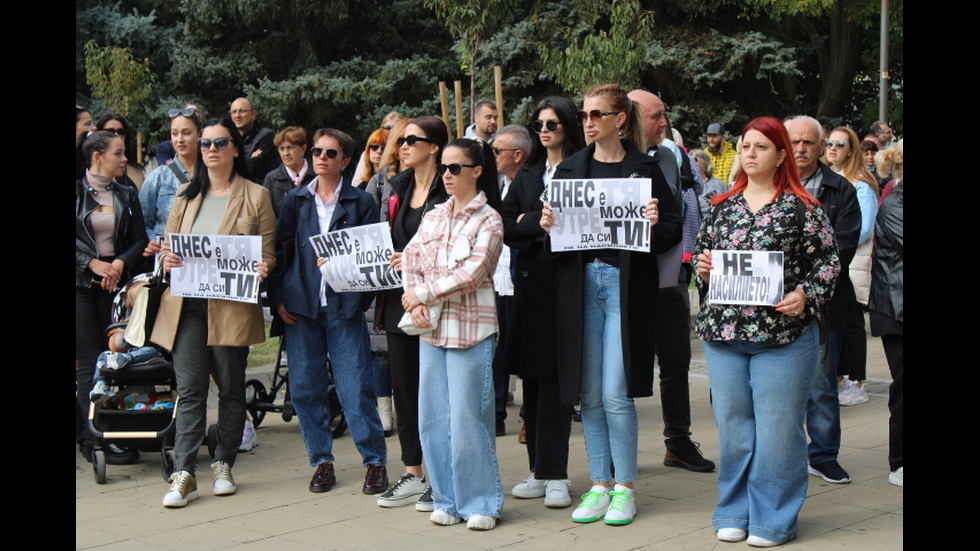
[401, 138, 505, 531]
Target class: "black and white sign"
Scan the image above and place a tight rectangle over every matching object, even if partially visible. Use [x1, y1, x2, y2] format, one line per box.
[707, 250, 784, 306]
[169, 233, 263, 303]
[309, 222, 402, 292]
[547, 178, 651, 252]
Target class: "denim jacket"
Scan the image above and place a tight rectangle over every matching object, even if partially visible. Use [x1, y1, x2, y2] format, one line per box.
[140, 158, 190, 240]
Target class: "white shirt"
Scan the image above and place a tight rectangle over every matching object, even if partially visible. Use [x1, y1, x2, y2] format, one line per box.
[309, 177, 340, 306]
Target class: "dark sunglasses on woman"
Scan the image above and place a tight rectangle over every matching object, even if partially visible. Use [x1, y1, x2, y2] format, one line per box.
[368, 143, 384, 151]
[438, 163, 479, 176]
[103, 127, 128, 137]
[532, 120, 561, 133]
[311, 147, 344, 159]
[397, 135, 436, 148]
[198, 137, 232, 151]
[578, 110, 620, 123]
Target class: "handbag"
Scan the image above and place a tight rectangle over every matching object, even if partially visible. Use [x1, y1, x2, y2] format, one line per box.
[397, 302, 442, 336]
[123, 265, 169, 347]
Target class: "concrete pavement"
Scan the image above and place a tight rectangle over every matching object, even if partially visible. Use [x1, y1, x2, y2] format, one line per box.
[76, 326, 902, 550]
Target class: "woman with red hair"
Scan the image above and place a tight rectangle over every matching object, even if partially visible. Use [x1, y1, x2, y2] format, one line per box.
[695, 116, 840, 547]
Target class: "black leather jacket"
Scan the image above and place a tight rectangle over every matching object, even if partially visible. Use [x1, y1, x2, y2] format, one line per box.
[868, 183, 902, 323]
[75, 175, 149, 288]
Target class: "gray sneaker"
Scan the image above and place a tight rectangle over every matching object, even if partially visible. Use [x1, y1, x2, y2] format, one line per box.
[415, 485, 434, 512]
[377, 473, 425, 508]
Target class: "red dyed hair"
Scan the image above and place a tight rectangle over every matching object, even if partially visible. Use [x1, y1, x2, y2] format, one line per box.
[712, 116, 819, 209]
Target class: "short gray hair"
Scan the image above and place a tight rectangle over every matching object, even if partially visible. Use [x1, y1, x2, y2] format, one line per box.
[688, 149, 714, 178]
[784, 115, 823, 141]
[495, 125, 532, 157]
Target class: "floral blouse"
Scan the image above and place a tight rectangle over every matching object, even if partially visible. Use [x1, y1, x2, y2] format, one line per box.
[695, 192, 840, 343]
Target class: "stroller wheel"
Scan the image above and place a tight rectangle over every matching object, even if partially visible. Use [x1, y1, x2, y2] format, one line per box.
[160, 449, 176, 482]
[206, 424, 217, 459]
[244, 380, 268, 428]
[93, 449, 107, 484]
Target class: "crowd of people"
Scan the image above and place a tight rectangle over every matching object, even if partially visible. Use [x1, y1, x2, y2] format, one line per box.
[76, 86, 903, 545]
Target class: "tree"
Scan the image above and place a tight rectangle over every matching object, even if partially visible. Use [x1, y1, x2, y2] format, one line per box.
[84, 40, 156, 117]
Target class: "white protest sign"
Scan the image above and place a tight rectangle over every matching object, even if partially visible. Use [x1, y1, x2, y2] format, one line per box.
[707, 250, 784, 306]
[169, 233, 263, 303]
[309, 222, 402, 292]
[547, 178, 651, 252]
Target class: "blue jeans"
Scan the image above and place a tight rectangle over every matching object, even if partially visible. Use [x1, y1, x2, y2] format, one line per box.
[806, 324, 842, 466]
[580, 262, 638, 484]
[284, 308, 386, 467]
[703, 322, 818, 545]
[418, 336, 504, 520]
[95, 346, 162, 381]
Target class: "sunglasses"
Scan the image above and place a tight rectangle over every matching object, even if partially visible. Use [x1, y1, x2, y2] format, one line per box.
[397, 135, 436, 148]
[168, 107, 198, 118]
[311, 147, 344, 159]
[825, 139, 848, 149]
[532, 120, 561, 133]
[439, 163, 479, 176]
[198, 137, 232, 151]
[103, 127, 128, 137]
[368, 143, 384, 151]
[578, 110, 621, 123]
[492, 146, 519, 156]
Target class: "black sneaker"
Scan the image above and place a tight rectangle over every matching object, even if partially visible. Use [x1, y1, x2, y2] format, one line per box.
[808, 460, 851, 484]
[105, 443, 141, 465]
[664, 439, 715, 472]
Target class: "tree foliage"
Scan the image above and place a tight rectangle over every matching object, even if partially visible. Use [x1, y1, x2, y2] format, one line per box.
[84, 40, 156, 117]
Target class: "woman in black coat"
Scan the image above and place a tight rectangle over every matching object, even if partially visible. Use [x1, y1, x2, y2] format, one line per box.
[502, 96, 584, 509]
[540, 84, 681, 526]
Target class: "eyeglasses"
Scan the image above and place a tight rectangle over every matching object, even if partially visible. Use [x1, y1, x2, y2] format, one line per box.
[169, 108, 198, 119]
[532, 120, 561, 133]
[229, 108, 255, 116]
[578, 110, 621, 123]
[368, 143, 384, 151]
[492, 146, 519, 156]
[311, 147, 344, 159]
[439, 163, 479, 176]
[198, 137, 232, 151]
[397, 135, 436, 148]
[824, 139, 848, 149]
[103, 127, 128, 137]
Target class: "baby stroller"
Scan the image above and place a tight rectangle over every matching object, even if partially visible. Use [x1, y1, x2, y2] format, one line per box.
[87, 272, 178, 484]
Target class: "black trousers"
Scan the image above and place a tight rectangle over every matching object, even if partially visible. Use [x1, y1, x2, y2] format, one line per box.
[387, 331, 422, 467]
[76, 285, 114, 446]
[882, 333, 903, 471]
[522, 378, 573, 479]
[654, 285, 693, 442]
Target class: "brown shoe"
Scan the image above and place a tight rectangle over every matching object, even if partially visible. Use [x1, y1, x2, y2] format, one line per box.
[518, 422, 527, 444]
[363, 464, 388, 495]
[309, 462, 336, 493]
[496, 419, 506, 437]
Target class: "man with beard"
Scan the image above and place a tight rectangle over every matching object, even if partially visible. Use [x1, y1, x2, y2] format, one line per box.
[704, 123, 738, 185]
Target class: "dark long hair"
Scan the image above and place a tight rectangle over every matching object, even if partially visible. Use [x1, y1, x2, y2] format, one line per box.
[527, 96, 585, 165]
[82, 131, 123, 171]
[408, 115, 449, 164]
[96, 112, 143, 169]
[181, 117, 251, 200]
[446, 138, 501, 213]
[712, 116, 818, 209]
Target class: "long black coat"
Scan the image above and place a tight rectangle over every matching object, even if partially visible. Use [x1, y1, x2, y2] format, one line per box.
[501, 159, 560, 381]
[550, 142, 682, 406]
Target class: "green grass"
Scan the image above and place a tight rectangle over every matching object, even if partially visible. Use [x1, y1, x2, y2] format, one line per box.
[248, 322, 281, 368]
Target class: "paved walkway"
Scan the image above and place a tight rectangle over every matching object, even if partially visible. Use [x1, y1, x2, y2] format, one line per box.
[76, 328, 902, 550]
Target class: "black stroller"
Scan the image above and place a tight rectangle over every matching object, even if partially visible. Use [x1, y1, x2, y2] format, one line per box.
[87, 273, 178, 484]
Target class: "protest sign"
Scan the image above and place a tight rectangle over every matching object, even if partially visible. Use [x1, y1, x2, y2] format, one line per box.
[169, 233, 263, 303]
[309, 222, 402, 292]
[547, 178, 651, 252]
[707, 250, 784, 306]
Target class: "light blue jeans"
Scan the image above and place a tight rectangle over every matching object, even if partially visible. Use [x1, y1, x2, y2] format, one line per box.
[580, 261, 638, 484]
[702, 322, 819, 545]
[284, 308, 387, 468]
[418, 336, 504, 520]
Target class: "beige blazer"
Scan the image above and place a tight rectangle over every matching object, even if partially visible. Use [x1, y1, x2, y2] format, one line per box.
[150, 175, 276, 350]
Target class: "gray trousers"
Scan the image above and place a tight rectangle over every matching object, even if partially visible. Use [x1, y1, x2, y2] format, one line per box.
[172, 298, 248, 474]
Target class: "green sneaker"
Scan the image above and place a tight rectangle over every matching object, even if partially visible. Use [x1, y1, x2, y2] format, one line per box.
[571, 487, 610, 523]
[603, 486, 636, 525]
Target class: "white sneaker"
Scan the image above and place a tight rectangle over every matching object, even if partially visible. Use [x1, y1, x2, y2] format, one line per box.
[717, 528, 748, 542]
[377, 473, 426, 507]
[430, 510, 461, 526]
[163, 470, 199, 508]
[211, 461, 237, 495]
[239, 419, 258, 452]
[467, 514, 496, 530]
[511, 473, 546, 498]
[747, 535, 780, 547]
[544, 479, 572, 508]
[839, 380, 869, 406]
[571, 485, 610, 523]
[889, 466, 903, 487]
[603, 484, 636, 525]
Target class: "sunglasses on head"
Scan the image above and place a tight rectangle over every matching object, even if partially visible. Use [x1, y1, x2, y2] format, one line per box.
[397, 135, 436, 148]
[825, 139, 847, 149]
[439, 163, 479, 176]
[578, 110, 621, 123]
[311, 147, 344, 159]
[532, 120, 561, 133]
[368, 143, 384, 151]
[198, 137, 232, 151]
[168, 107, 198, 119]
